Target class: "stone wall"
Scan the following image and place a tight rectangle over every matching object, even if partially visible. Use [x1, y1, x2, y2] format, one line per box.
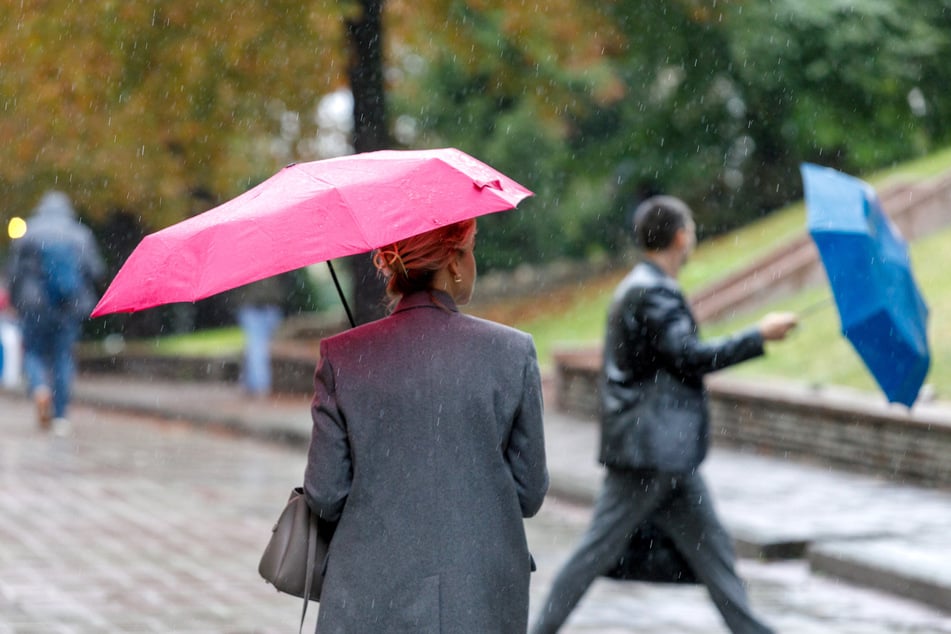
[552, 350, 951, 489]
[80, 348, 319, 395]
[707, 376, 951, 488]
[80, 352, 240, 383]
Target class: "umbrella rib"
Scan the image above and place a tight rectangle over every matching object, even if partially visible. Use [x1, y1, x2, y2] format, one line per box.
[295, 167, 376, 252]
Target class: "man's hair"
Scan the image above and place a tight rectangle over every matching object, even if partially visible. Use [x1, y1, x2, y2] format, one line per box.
[632, 195, 693, 250]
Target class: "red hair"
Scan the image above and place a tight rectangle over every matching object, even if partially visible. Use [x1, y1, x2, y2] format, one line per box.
[372, 219, 476, 299]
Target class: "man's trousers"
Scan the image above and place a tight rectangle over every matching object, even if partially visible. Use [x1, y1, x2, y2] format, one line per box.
[530, 468, 775, 634]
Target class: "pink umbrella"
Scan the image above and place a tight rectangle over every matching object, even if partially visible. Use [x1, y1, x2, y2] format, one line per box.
[91, 148, 532, 322]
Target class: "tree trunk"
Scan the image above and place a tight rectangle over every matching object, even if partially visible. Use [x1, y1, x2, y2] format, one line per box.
[345, 0, 390, 325]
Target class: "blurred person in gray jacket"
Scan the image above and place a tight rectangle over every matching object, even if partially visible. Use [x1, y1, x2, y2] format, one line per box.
[531, 196, 797, 634]
[6, 191, 105, 432]
[303, 219, 548, 633]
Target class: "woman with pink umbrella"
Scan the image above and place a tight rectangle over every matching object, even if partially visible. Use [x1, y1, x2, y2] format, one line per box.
[302, 218, 549, 632]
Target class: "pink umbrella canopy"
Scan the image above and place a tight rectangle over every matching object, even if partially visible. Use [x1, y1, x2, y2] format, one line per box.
[92, 148, 533, 318]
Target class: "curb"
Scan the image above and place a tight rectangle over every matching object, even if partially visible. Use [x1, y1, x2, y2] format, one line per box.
[72, 393, 311, 447]
[809, 539, 951, 614]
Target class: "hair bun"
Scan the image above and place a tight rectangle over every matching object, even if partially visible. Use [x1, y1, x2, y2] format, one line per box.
[372, 247, 408, 278]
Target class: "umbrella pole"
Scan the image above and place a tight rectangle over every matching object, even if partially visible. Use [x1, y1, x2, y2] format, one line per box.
[799, 296, 833, 319]
[326, 261, 356, 328]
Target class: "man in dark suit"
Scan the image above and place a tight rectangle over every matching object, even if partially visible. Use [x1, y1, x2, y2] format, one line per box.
[531, 196, 797, 634]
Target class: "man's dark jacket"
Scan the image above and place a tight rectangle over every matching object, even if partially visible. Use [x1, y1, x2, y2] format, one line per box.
[599, 260, 764, 472]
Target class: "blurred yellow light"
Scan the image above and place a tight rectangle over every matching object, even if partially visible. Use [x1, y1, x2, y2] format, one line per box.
[7, 217, 27, 240]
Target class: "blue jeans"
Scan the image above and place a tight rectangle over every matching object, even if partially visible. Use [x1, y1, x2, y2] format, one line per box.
[237, 304, 282, 396]
[20, 312, 80, 419]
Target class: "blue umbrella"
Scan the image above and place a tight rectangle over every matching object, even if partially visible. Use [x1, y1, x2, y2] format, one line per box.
[801, 163, 930, 407]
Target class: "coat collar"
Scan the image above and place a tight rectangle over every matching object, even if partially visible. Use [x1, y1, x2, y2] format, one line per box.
[392, 289, 459, 315]
[639, 258, 671, 280]
[636, 258, 682, 292]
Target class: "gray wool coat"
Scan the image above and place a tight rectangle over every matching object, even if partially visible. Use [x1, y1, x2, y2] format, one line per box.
[304, 290, 549, 634]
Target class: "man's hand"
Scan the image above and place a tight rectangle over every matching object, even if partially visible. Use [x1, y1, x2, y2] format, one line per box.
[758, 312, 798, 341]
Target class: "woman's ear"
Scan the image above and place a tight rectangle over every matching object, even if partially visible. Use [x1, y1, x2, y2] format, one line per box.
[446, 250, 463, 280]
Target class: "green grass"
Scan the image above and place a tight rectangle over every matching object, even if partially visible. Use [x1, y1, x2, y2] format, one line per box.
[141, 326, 244, 357]
[869, 145, 951, 181]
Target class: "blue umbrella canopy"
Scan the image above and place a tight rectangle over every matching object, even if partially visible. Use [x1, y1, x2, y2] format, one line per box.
[801, 163, 930, 407]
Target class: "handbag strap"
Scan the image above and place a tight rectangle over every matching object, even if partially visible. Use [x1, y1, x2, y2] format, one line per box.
[298, 515, 318, 634]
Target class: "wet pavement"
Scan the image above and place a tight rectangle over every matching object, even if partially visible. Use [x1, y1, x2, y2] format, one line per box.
[531, 497, 951, 633]
[1, 377, 951, 632]
[0, 394, 306, 633]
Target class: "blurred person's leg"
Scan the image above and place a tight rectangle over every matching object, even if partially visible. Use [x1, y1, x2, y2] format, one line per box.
[530, 469, 673, 634]
[49, 316, 80, 421]
[20, 314, 52, 429]
[658, 472, 775, 634]
[238, 304, 281, 396]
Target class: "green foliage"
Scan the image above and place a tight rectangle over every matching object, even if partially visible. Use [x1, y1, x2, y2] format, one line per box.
[7, 0, 951, 294]
[285, 268, 330, 315]
[0, 2, 343, 229]
[400, 0, 951, 265]
[396, 55, 585, 270]
[728, 0, 951, 173]
[388, 1, 631, 269]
